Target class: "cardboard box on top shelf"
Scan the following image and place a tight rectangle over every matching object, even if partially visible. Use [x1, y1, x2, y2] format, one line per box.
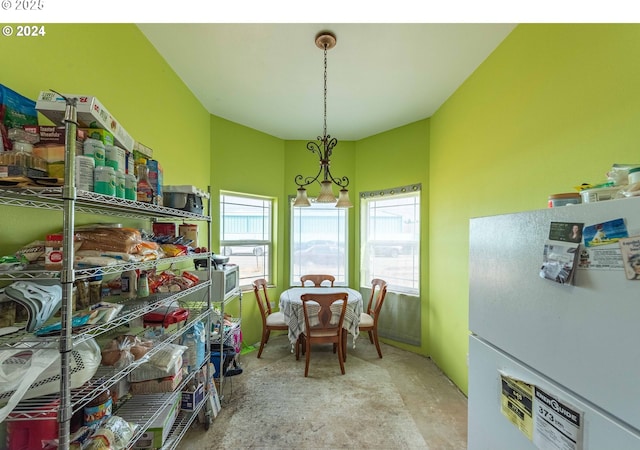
[22, 125, 86, 145]
[81, 128, 114, 146]
[134, 141, 153, 159]
[35, 92, 134, 151]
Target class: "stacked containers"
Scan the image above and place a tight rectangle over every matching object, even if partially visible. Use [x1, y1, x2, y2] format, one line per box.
[83, 129, 132, 198]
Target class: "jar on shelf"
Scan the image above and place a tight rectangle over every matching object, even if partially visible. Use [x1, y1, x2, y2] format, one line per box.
[83, 138, 106, 167]
[94, 165, 116, 196]
[124, 173, 137, 200]
[44, 233, 63, 270]
[115, 171, 126, 199]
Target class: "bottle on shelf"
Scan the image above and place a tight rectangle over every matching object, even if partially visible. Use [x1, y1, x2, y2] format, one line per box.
[136, 164, 154, 203]
[137, 271, 150, 298]
[121, 270, 138, 299]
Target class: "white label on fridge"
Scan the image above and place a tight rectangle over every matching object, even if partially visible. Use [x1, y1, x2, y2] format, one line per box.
[533, 386, 583, 450]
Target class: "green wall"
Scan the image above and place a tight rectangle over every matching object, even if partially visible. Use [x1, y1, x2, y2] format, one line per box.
[430, 23, 640, 393]
[210, 115, 286, 346]
[354, 120, 430, 354]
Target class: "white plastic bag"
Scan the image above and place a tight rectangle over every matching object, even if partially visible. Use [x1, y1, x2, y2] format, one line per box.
[0, 337, 101, 422]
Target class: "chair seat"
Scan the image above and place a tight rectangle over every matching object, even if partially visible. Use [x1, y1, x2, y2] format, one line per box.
[309, 329, 341, 338]
[266, 311, 287, 327]
[359, 313, 374, 328]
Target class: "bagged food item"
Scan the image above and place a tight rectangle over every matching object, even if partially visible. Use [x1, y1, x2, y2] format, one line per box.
[0, 84, 38, 151]
[75, 227, 142, 254]
[14, 240, 46, 263]
[100, 334, 153, 368]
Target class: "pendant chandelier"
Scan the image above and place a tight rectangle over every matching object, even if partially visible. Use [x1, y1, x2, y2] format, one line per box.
[293, 31, 352, 208]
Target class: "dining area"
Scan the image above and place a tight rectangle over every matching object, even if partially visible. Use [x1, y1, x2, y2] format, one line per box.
[253, 274, 388, 377]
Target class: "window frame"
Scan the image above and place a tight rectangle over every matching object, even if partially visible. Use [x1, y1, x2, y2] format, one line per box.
[360, 184, 421, 295]
[289, 197, 349, 286]
[220, 191, 274, 288]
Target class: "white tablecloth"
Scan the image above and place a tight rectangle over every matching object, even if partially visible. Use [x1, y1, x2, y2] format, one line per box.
[279, 287, 363, 346]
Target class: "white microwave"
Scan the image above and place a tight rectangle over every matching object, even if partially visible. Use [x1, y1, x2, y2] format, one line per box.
[211, 265, 240, 302]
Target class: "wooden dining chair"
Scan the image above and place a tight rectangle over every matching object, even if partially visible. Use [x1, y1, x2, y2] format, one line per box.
[300, 274, 335, 287]
[359, 278, 388, 358]
[253, 278, 288, 358]
[299, 292, 348, 377]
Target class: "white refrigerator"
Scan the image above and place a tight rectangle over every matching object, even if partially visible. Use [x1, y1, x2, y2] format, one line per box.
[468, 196, 640, 449]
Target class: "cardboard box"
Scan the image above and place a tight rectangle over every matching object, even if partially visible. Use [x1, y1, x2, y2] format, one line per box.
[134, 141, 154, 159]
[129, 370, 183, 395]
[146, 159, 163, 206]
[35, 92, 134, 151]
[180, 382, 205, 412]
[81, 128, 114, 146]
[33, 144, 66, 163]
[130, 395, 181, 449]
[22, 125, 86, 145]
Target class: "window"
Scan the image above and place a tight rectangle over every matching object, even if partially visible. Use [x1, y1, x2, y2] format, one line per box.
[360, 184, 420, 294]
[290, 200, 348, 286]
[220, 193, 273, 287]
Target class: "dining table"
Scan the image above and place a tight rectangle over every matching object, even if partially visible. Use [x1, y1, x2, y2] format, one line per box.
[278, 286, 364, 351]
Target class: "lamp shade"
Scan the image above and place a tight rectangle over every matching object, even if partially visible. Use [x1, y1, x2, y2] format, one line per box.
[316, 180, 337, 203]
[335, 188, 353, 208]
[293, 187, 311, 207]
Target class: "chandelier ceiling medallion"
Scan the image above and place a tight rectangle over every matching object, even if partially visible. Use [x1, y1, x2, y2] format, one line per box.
[293, 31, 353, 208]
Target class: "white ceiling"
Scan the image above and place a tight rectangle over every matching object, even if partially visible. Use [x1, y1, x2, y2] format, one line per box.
[137, 23, 516, 141]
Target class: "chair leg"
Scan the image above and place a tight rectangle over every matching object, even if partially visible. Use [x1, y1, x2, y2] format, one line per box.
[342, 329, 347, 362]
[257, 329, 268, 358]
[304, 341, 311, 377]
[337, 336, 345, 375]
[372, 330, 383, 358]
[368, 330, 374, 344]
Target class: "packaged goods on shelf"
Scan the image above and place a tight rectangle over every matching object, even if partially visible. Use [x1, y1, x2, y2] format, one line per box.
[23, 125, 85, 145]
[124, 395, 180, 449]
[181, 321, 206, 373]
[181, 382, 205, 412]
[129, 370, 184, 395]
[129, 353, 183, 383]
[81, 127, 114, 146]
[35, 91, 134, 151]
[9, 127, 40, 144]
[133, 141, 154, 159]
[146, 159, 163, 206]
[0, 84, 38, 151]
[0, 152, 47, 178]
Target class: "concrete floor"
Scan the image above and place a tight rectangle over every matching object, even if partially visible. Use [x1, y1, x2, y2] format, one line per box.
[180, 333, 468, 449]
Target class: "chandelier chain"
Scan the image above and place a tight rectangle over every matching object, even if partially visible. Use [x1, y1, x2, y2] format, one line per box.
[323, 42, 328, 139]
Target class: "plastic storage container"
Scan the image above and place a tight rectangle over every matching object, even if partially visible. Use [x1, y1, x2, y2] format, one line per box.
[94, 165, 116, 196]
[628, 167, 640, 185]
[580, 186, 621, 203]
[548, 193, 581, 207]
[83, 138, 105, 167]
